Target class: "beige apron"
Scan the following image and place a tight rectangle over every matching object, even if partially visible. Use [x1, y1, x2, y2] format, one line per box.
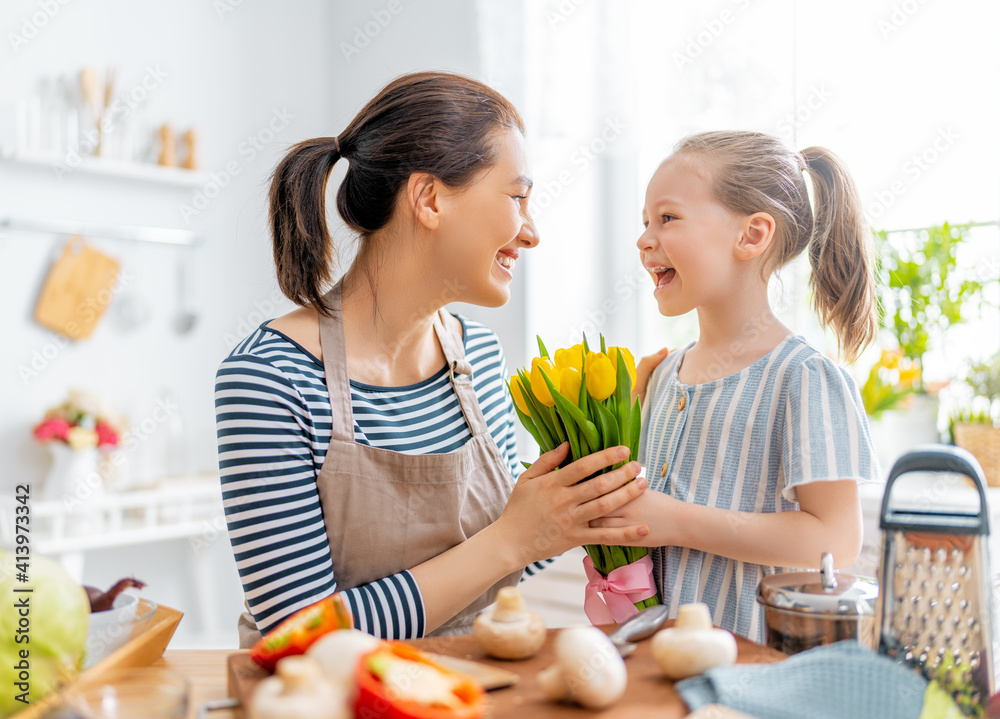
[238, 283, 521, 647]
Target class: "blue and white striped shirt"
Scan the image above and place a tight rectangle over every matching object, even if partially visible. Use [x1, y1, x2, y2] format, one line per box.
[215, 316, 547, 638]
[638, 335, 879, 643]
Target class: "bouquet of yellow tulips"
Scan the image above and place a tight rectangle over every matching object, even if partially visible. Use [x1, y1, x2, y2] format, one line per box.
[509, 336, 661, 624]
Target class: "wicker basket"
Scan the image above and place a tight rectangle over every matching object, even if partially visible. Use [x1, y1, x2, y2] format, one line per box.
[954, 422, 1000, 488]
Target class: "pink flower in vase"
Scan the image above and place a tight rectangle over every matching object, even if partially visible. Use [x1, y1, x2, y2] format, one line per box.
[95, 422, 119, 447]
[33, 418, 72, 442]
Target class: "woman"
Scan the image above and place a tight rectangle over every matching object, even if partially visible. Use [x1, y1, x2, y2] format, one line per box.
[216, 72, 649, 646]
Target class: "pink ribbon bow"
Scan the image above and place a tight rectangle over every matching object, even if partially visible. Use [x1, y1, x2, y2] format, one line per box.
[582, 554, 658, 625]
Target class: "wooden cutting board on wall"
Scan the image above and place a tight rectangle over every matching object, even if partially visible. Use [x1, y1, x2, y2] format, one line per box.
[35, 236, 120, 339]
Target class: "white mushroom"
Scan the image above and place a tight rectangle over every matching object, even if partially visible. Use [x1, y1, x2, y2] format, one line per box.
[537, 626, 627, 709]
[652, 602, 737, 680]
[306, 628, 384, 691]
[473, 586, 547, 660]
[250, 655, 347, 719]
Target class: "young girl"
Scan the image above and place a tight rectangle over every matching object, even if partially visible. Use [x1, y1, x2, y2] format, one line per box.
[594, 130, 879, 642]
[215, 72, 647, 646]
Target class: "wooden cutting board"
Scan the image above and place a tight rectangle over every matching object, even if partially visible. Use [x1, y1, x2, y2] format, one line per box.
[227, 622, 786, 718]
[35, 235, 120, 339]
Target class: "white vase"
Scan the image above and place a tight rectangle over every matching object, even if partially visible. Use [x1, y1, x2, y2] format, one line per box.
[40, 443, 107, 515]
[868, 394, 942, 478]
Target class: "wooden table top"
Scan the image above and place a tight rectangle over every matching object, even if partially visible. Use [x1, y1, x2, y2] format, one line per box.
[157, 623, 785, 719]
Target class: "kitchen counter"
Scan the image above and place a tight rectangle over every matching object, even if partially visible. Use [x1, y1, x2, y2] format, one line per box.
[155, 624, 785, 719]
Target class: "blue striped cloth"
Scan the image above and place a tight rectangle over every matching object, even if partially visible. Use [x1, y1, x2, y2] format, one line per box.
[638, 335, 879, 642]
[215, 315, 550, 638]
[676, 641, 934, 719]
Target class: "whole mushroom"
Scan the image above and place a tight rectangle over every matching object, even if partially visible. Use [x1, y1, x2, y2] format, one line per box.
[250, 655, 347, 719]
[307, 628, 384, 691]
[473, 586, 546, 660]
[652, 602, 737, 680]
[537, 626, 627, 710]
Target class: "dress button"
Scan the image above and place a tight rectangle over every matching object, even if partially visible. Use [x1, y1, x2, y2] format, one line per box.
[660, 462, 669, 478]
[678, 395, 687, 411]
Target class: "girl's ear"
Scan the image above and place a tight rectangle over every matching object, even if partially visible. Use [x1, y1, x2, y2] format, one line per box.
[734, 212, 776, 261]
[407, 172, 441, 230]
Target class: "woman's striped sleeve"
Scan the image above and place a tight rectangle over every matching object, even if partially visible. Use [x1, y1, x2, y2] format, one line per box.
[215, 352, 426, 638]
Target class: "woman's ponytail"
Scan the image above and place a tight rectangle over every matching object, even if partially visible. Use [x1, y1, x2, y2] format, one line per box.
[269, 137, 342, 316]
[801, 147, 878, 362]
[269, 137, 340, 314]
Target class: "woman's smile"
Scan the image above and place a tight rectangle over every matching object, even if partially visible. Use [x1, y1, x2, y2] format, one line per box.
[495, 250, 518, 279]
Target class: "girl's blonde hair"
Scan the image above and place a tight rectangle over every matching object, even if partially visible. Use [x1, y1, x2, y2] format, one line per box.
[673, 131, 877, 362]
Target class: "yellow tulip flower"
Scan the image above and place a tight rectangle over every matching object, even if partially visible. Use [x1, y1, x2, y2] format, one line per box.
[509, 376, 531, 415]
[530, 357, 558, 406]
[584, 352, 616, 401]
[559, 367, 582, 405]
[608, 346, 637, 390]
[554, 344, 585, 372]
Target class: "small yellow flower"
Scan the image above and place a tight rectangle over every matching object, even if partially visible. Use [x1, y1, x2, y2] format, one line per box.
[559, 367, 582, 405]
[898, 366, 921, 388]
[509, 376, 531, 415]
[584, 352, 616, 401]
[607, 346, 637, 390]
[66, 426, 98, 450]
[879, 348, 904, 370]
[554, 344, 584, 373]
[530, 357, 558, 406]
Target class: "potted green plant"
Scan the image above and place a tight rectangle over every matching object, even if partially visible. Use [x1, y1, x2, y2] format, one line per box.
[876, 222, 985, 390]
[950, 352, 1000, 487]
[866, 222, 986, 472]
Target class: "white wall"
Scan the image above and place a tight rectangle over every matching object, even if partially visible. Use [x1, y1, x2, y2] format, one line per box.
[1, 0, 501, 647]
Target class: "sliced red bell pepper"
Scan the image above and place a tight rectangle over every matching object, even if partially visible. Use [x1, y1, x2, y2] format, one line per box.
[354, 642, 486, 719]
[249, 593, 353, 671]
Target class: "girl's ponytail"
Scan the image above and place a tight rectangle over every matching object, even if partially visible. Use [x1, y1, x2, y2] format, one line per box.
[269, 137, 342, 316]
[673, 132, 878, 362]
[801, 147, 877, 362]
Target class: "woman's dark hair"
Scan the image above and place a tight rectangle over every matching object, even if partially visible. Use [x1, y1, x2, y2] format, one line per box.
[269, 71, 525, 315]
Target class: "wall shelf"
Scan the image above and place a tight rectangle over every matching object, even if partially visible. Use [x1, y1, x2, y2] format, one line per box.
[0, 148, 209, 188]
[0, 213, 204, 246]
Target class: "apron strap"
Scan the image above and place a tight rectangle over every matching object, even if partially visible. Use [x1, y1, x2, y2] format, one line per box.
[317, 284, 492, 441]
[317, 282, 356, 442]
[432, 310, 490, 438]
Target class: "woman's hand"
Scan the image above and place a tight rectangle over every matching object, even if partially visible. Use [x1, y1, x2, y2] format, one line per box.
[496, 443, 649, 567]
[632, 347, 670, 405]
[587, 485, 675, 547]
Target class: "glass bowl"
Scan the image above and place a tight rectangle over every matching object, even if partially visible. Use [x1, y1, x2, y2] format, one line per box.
[63, 667, 189, 719]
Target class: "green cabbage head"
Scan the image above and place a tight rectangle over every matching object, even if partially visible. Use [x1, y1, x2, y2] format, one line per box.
[0, 551, 89, 717]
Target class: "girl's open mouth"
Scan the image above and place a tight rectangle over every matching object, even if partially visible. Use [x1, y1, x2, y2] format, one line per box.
[650, 266, 676, 289]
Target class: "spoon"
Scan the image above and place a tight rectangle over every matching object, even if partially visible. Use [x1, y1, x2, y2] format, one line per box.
[608, 604, 670, 657]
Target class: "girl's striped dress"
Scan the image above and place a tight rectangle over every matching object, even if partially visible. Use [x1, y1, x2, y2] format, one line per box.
[638, 334, 879, 643]
[215, 316, 548, 638]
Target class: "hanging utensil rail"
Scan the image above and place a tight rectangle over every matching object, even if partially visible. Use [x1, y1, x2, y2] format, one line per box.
[0, 213, 204, 246]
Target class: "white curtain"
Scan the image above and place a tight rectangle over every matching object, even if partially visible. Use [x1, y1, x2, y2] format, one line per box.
[478, 0, 999, 375]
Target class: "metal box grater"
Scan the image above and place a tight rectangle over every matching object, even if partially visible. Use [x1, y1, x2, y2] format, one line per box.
[877, 445, 996, 715]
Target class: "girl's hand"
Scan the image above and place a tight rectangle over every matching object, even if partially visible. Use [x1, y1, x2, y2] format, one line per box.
[497, 443, 649, 566]
[632, 347, 670, 405]
[588, 485, 675, 547]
